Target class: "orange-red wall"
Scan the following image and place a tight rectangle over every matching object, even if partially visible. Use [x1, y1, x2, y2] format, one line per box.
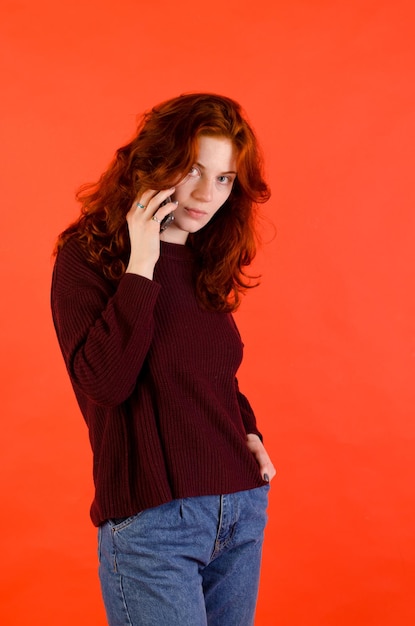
[1, 1, 414, 624]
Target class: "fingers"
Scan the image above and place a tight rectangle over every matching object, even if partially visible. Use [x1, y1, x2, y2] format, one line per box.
[128, 189, 178, 233]
[261, 462, 277, 482]
[133, 188, 176, 217]
[257, 454, 277, 482]
[246, 434, 277, 483]
[127, 188, 177, 232]
[152, 198, 178, 226]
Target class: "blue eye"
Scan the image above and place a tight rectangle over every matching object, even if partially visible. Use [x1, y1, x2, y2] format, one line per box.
[188, 166, 200, 177]
[217, 175, 233, 185]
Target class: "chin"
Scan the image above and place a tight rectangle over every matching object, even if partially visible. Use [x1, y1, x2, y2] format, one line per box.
[178, 218, 208, 234]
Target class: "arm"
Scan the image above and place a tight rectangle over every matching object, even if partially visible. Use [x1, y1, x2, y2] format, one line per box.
[235, 378, 276, 482]
[52, 189, 178, 407]
[235, 378, 263, 440]
[246, 434, 276, 483]
[51, 238, 161, 407]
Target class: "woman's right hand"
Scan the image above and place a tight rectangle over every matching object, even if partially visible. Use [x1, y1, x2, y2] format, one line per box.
[125, 188, 177, 279]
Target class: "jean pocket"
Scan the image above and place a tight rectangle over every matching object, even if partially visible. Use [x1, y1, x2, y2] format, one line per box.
[108, 512, 143, 532]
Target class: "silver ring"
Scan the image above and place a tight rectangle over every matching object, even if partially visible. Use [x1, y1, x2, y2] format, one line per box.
[136, 202, 146, 209]
[152, 215, 162, 223]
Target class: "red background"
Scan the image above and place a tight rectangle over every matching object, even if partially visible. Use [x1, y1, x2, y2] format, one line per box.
[1, 1, 414, 624]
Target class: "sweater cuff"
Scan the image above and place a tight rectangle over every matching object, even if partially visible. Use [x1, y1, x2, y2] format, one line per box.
[115, 273, 161, 321]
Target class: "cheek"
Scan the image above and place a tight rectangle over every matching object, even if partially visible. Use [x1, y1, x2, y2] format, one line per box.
[211, 192, 232, 216]
[217, 187, 233, 207]
[172, 180, 194, 202]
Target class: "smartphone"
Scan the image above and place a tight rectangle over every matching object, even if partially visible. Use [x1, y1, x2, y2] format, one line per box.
[159, 196, 175, 232]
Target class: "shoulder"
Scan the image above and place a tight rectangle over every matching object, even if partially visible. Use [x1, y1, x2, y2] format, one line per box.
[52, 235, 111, 294]
[55, 235, 89, 265]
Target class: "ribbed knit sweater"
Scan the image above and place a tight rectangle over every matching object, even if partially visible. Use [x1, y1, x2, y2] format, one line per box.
[51, 237, 265, 526]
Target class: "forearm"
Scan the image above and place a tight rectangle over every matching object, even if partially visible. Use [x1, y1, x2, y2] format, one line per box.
[52, 250, 161, 406]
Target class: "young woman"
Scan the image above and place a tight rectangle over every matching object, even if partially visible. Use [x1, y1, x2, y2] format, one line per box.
[51, 93, 276, 626]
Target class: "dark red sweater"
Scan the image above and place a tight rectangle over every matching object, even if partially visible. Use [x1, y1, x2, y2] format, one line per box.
[51, 237, 265, 526]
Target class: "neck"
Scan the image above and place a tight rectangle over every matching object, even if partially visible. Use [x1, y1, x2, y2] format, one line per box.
[159, 223, 189, 245]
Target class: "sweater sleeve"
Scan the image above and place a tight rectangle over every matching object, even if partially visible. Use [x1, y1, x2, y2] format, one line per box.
[234, 378, 263, 441]
[51, 238, 161, 407]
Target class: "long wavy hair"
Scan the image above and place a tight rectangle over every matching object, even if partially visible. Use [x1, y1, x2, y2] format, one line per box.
[55, 93, 270, 312]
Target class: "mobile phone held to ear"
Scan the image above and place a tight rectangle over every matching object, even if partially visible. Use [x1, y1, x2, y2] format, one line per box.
[159, 196, 175, 232]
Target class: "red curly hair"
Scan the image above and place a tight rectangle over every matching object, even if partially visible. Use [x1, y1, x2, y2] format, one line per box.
[55, 93, 270, 312]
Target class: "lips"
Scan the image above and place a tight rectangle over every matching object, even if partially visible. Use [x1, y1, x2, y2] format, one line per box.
[184, 207, 207, 219]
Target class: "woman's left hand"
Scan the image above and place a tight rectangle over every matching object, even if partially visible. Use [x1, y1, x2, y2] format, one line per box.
[246, 434, 276, 483]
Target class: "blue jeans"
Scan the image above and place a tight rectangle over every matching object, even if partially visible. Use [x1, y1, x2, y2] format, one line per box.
[98, 485, 269, 625]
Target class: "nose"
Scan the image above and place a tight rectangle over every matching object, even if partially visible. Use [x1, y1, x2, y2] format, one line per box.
[192, 177, 213, 202]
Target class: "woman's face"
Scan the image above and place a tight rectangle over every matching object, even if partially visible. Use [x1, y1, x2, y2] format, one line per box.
[160, 135, 237, 244]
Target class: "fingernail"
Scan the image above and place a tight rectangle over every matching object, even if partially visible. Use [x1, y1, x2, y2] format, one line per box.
[263, 473, 269, 483]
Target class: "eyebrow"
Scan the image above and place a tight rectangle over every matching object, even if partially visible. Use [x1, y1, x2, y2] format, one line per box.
[194, 161, 237, 175]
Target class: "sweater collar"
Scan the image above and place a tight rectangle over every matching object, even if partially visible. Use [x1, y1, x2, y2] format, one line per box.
[160, 241, 193, 261]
